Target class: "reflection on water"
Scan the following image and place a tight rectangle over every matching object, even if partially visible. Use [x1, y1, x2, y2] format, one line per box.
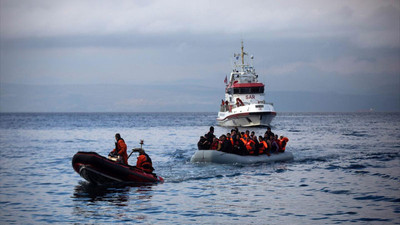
[72, 181, 155, 223]
[74, 182, 129, 202]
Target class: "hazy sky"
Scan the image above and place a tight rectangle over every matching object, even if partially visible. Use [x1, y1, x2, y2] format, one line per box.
[0, 0, 399, 112]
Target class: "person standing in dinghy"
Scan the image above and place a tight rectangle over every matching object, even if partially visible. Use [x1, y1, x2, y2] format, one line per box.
[204, 126, 216, 149]
[109, 133, 128, 165]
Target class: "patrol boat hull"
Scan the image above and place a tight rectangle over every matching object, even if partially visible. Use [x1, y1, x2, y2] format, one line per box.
[190, 150, 294, 164]
[217, 110, 276, 127]
[72, 152, 163, 185]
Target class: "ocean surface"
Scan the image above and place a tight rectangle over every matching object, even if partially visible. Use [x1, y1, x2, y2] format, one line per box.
[0, 112, 399, 224]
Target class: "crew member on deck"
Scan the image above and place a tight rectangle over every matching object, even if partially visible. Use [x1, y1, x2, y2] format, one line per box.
[136, 149, 154, 174]
[109, 133, 128, 164]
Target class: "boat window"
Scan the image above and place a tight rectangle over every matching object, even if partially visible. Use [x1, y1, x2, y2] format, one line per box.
[251, 87, 264, 93]
[233, 86, 264, 94]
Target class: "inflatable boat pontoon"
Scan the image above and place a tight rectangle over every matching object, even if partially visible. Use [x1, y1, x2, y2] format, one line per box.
[190, 150, 294, 164]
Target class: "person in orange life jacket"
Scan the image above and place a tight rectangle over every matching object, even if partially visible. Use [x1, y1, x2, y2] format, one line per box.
[226, 135, 234, 153]
[210, 137, 219, 150]
[237, 133, 247, 155]
[109, 133, 128, 164]
[226, 133, 234, 146]
[279, 136, 289, 152]
[245, 136, 256, 155]
[230, 130, 238, 145]
[258, 136, 270, 156]
[244, 130, 250, 138]
[136, 149, 154, 173]
[239, 133, 247, 145]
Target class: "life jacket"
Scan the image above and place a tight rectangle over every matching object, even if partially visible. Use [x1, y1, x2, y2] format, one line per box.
[245, 139, 255, 154]
[137, 153, 154, 173]
[210, 140, 219, 150]
[275, 139, 282, 152]
[227, 137, 234, 146]
[112, 138, 128, 164]
[280, 137, 289, 152]
[259, 141, 268, 154]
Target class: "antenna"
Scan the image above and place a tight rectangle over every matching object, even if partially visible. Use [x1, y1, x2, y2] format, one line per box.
[241, 40, 244, 65]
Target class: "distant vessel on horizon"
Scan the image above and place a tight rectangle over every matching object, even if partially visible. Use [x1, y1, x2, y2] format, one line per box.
[357, 108, 375, 113]
[216, 41, 276, 127]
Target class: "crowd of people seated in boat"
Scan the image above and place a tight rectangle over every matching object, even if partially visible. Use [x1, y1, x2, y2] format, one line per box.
[197, 126, 289, 156]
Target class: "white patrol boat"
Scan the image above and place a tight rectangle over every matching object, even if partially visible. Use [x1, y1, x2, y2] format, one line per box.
[217, 41, 276, 127]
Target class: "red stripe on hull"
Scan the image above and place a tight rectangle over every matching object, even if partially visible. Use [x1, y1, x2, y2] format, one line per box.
[217, 111, 276, 121]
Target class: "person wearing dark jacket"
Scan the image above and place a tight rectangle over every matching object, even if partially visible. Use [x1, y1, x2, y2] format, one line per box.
[252, 135, 260, 156]
[217, 135, 233, 153]
[205, 126, 215, 144]
[265, 126, 275, 140]
[197, 136, 209, 150]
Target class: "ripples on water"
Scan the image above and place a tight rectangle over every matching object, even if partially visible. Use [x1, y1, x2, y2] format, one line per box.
[0, 112, 399, 224]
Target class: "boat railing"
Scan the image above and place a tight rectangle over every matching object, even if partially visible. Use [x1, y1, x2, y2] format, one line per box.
[220, 101, 274, 112]
[219, 103, 248, 112]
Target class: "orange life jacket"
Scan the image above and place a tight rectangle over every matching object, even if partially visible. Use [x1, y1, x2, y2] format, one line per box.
[246, 139, 255, 154]
[259, 141, 268, 154]
[280, 137, 289, 152]
[210, 141, 219, 150]
[136, 153, 153, 173]
[240, 138, 247, 145]
[276, 139, 282, 152]
[111, 139, 128, 164]
[227, 137, 234, 146]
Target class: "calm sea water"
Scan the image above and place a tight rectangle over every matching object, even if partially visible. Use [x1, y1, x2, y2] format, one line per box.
[0, 112, 399, 224]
